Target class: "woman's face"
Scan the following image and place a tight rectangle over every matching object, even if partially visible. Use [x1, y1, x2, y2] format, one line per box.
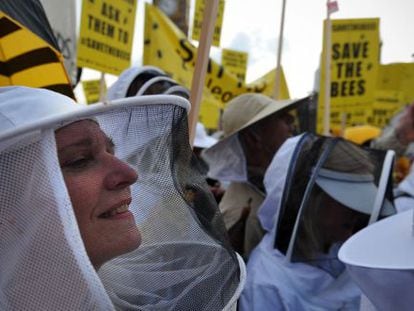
[56, 120, 141, 269]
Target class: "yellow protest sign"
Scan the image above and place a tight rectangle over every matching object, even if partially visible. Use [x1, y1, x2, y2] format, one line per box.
[367, 90, 406, 128]
[0, 12, 74, 99]
[82, 79, 106, 104]
[143, 3, 290, 129]
[377, 63, 414, 105]
[317, 18, 380, 133]
[222, 48, 248, 82]
[77, 0, 137, 75]
[191, 0, 225, 47]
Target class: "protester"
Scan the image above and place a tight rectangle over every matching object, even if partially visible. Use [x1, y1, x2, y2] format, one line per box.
[339, 209, 414, 311]
[202, 93, 308, 258]
[0, 86, 245, 310]
[239, 133, 396, 310]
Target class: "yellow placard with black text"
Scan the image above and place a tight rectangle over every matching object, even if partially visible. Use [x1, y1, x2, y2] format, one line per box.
[377, 63, 414, 105]
[317, 18, 380, 133]
[222, 48, 248, 82]
[144, 4, 290, 129]
[77, 0, 137, 75]
[367, 90, 406, 128]
[191, 0, 225, 47]
[82, 79, 106, 104]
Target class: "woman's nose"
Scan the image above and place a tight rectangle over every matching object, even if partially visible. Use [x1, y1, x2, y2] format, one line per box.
[105, 156, 138, 190]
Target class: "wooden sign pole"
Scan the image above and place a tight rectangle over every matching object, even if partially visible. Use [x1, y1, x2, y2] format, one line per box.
[188, 0, 220, 146]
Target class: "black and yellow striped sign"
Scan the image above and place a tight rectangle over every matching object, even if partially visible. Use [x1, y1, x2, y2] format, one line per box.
[0, 12, 74, 99]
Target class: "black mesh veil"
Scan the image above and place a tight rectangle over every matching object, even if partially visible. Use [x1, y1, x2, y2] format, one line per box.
[0, 88, 243, 310]
[273, 133, 395, 277]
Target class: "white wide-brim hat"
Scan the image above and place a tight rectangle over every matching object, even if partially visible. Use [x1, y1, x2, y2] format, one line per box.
[315, 168, 395, 216]
[338, 210, 414, 310]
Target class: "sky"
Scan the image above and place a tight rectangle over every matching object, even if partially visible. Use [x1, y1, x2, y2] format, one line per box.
[79, 0, 414, 101]
[210, 0, 414, 99]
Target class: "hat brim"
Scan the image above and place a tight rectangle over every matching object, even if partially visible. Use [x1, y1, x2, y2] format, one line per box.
[106, 66, 165, 100]
[230, 97, 303, 137]
[0, 95, 191, 150]
[210, 96, 306, 149]
[315, 174, 395, 216]
[338, 210, 414, 309]
[339, 210, 414, 270]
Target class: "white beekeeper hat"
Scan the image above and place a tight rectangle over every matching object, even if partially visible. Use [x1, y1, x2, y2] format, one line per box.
[315, 168, 395, 216]
[106, 66, 165, 100]
[0, 86, 245, 311]
[338, 209, 414, 310]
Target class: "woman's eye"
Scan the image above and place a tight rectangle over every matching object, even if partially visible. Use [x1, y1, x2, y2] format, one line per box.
[62, 156, 93, 170]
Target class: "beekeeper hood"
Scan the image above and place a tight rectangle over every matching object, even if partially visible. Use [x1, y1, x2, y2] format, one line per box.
[106, 66, 190, 100]
[239, 133, 396, 310]
[259, 133, 395, 266]
[0, 86, 245, 310]
[106, 65, 165, 100]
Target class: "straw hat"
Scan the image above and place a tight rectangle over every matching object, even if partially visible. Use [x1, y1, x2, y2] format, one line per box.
[222, 93, 298, 138]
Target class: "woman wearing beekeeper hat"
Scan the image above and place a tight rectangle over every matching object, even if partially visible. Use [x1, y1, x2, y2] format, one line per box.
[0, 86, 245, 310]
[239, 133, 395, 310]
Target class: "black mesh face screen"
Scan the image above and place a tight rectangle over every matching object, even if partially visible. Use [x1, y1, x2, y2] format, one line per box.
[273, 134, 396, 277]
[170, 109, 235, 254]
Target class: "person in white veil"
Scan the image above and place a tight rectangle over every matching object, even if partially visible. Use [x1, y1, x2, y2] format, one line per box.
[0, 86, 244, 310]
[239, 133, 396, 310]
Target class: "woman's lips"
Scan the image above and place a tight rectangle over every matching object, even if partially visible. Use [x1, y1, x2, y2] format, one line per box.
[99, 204, 132, 219]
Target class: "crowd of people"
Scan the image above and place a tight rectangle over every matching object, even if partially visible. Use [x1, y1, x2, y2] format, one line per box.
[2, 64, 414, 310]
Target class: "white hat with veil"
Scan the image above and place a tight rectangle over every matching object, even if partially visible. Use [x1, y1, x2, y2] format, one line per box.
[240, 133, 395, 310]
[0, 86, 245, 310]
[339, 209, 414, 310]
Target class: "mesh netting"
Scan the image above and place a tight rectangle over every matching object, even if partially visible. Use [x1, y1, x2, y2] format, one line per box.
[0, 94, 241, 310]
[98, 103, 239, 310]
[0, 130, 111, 310]
[273, 133, 395, 277]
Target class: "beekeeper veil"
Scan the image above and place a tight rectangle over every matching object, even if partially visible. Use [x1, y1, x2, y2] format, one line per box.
[258, 133, 396, 277]
[0, 86, 244, 310]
